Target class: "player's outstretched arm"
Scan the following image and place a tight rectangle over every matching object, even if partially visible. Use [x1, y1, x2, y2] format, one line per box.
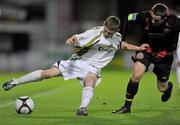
[121, 41, 149, 51]
[66, 35, 78, 45]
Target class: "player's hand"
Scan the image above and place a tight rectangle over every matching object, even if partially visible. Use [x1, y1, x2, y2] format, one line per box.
[146, 47, 152, 53]
[66, 36, 76, 45]
[140, 44, 149, 50]
[156, 50, 168, 58]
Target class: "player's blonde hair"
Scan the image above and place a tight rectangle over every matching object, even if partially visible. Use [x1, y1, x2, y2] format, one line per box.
[104, 16, 120, 32]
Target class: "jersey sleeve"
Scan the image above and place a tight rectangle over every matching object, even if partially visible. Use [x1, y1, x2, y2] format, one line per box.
[74, 27, 102, 47]
[122, 12, 144, 41]
[127, 13, 140, 22]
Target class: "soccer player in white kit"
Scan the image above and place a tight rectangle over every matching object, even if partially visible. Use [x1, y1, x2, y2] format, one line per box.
[2, 16, 149, 116]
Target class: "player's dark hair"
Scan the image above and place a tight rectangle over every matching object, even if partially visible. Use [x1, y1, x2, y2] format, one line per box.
[151, 3, 169, 18]
[104, 16, 120, 32]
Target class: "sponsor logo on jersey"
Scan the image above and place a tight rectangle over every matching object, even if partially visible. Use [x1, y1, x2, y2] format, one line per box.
[136, 52, 144, 59]
[98, 46, 113, 53]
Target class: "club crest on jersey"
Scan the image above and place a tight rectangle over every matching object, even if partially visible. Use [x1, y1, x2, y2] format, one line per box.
[136, 52, 144, 59]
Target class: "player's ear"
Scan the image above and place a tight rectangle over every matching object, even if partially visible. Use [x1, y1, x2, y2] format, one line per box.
[103, 21, 106, 26]
[149, 10, 153, 14]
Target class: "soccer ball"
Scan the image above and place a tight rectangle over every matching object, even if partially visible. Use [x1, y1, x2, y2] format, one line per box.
[15, 96, 34, 114]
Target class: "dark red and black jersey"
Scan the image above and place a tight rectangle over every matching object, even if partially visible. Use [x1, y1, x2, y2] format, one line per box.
[123, 11, 180, 54]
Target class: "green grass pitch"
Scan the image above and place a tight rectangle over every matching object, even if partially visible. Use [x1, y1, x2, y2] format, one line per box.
[0, 70, 179, 125]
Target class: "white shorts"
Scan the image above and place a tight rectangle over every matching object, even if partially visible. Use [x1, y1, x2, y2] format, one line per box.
[53, 60, 102, 86]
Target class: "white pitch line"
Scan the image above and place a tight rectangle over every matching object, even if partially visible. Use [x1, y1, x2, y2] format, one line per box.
[0, 101, 13, 108]
[0, 84, 69, 108]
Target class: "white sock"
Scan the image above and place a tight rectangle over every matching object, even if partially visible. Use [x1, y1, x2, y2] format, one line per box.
[79, 87, 94, 108]
[176, 67, 180, 88]
[12, 70, 42, 85]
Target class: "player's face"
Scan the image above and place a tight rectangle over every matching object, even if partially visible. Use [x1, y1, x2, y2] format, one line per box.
[151, 12, 165, 26]
[103, 25, 116, 38]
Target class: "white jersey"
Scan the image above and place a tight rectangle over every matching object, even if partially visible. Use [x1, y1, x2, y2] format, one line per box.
[72, 26, 122, 69]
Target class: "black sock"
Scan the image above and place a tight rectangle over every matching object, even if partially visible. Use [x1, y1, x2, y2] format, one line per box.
[124, 79, 139, 109]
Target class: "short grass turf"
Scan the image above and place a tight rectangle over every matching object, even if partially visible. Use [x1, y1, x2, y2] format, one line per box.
[0, 70, 179, 125]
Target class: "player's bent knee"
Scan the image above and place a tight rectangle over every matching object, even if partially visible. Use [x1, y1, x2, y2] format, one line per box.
[41, 67, 61, 79]
[84, 73, 97, 87]
[41, 70, 53, 79]
[84, 78, 96, 87]
[132, 73, 142, 82]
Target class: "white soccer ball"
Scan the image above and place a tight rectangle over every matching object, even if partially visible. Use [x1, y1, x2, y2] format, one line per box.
[15, 96, 34, 114]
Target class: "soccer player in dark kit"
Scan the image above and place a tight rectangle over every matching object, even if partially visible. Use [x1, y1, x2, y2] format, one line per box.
[113, 3, 180, 114]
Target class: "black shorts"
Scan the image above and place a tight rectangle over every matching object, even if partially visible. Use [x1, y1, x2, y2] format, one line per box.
[132, 51, 174, 82]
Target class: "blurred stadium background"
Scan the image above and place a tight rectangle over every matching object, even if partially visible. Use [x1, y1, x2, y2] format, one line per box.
[0, 0, 179, 72]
